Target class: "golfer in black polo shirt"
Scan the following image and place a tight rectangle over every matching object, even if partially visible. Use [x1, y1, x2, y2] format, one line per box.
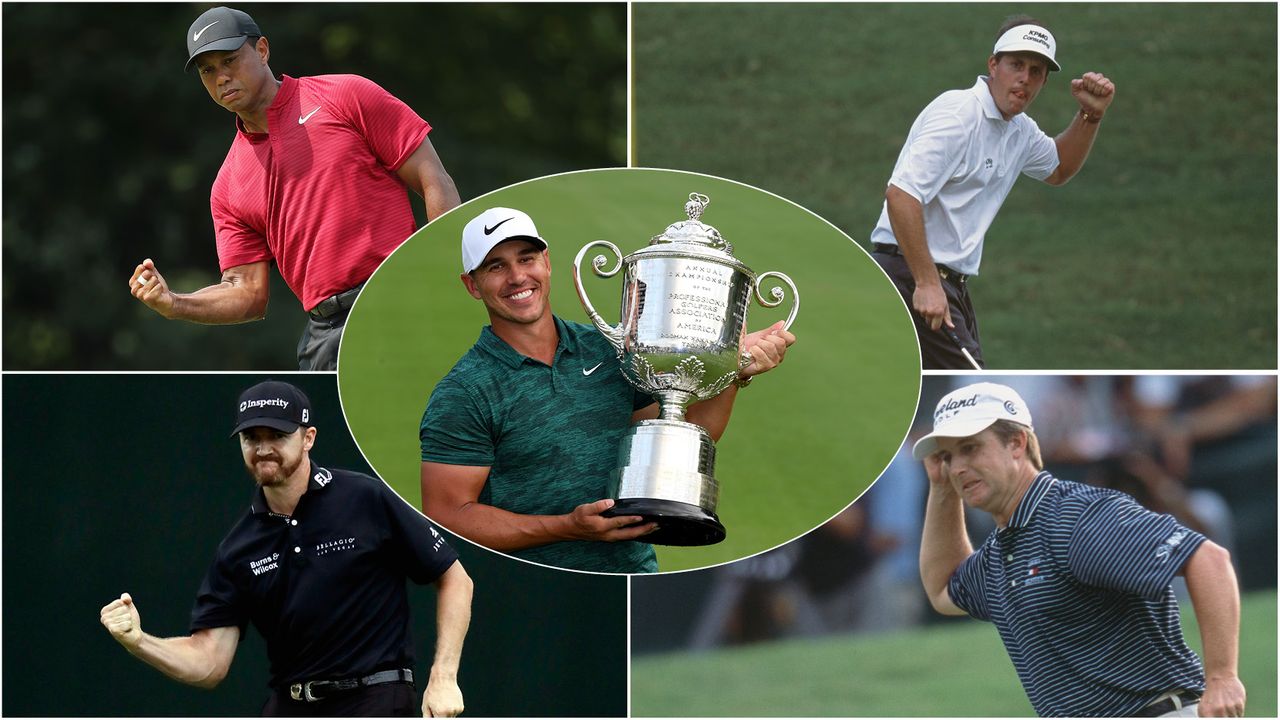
[915, 383, 1245, 718]
[99, 380, 473, 717]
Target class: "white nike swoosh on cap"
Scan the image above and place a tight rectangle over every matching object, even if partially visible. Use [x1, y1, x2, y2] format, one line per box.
[582, 362, 604, 376]
[298, 107, 321, 124]
[193, 20, 220, 42]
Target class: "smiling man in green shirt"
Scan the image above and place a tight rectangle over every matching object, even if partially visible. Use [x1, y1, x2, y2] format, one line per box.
[419, 207, 796, 573]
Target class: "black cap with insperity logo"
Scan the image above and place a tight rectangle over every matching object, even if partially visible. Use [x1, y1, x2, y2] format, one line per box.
[231, 381, 313, 437]
[185, 6, 262, 72]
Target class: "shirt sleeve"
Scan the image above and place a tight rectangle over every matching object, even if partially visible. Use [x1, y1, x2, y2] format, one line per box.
[947, 548, 993, 621]
[378, 480, 460, 585]
[1066, 494, 1206, 601]
[632, 388, 656, 412]
[1018, 116, 1059, 181]
[330, 75, 431, 172]
[189, 552, 249, 633]
[211, 174, 272, 272]
[888, 106, 970, 205]
[420, 378, 495, 466]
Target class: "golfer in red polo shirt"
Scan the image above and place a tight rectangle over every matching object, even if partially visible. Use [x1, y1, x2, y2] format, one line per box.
[129, 6, 461, 370]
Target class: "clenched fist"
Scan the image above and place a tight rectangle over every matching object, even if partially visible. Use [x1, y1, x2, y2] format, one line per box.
[100, 592, 144, 649]
[1070, 71, 1115, 117]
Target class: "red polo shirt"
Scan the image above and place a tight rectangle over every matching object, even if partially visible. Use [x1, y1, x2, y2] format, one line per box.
[210, 74, 430, 311]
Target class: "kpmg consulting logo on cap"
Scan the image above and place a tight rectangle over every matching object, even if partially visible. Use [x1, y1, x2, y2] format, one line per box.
[1021, 28, 1052, 50]
[1004, 401, 1019, 415]
[934, 394, 980, 422]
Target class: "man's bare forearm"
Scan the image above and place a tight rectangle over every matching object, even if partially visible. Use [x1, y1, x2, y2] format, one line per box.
[435, 501, 577, 552]
[885, 185, 941, 288]
[424, 174, 461, 222]
[430, 562, 473, 681]
[167, 280, 268, 324]
[684, 386, 738, 442]
[1183, 541, 1240, 680]
[126, 629, 238, 689]
[1048, 111, 1102, 185]
[920, 482, 971, 615]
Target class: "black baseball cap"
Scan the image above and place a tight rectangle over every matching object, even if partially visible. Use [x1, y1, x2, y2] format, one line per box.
[185, 6, 262, 72]
[231, 381, 313, 437]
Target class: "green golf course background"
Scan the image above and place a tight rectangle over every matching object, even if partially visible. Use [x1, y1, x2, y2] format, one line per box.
[633, 3, 1276, 369]
[338, 168, 921, 572]
[630, 590, 1277, 716]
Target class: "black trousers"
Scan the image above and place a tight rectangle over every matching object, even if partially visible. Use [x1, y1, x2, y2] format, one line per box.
[872, 250, 985, 370]
[296, 306, 351, 371]
[262, 682, 417, 717]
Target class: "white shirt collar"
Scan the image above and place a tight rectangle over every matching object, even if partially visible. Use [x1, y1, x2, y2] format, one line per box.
[972, 76, 1007, 122]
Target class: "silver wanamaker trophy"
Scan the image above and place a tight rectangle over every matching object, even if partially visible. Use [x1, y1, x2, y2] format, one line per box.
[573, 193, 798, 546]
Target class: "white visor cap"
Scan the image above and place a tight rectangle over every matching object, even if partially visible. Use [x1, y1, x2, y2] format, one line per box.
[912, 382, 1034, 460]
[993, 24, 1061, 72]
[461, 207, 547, 274]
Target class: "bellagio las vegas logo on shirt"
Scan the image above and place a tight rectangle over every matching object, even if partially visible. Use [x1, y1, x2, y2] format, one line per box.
[315, 537, 357, 556]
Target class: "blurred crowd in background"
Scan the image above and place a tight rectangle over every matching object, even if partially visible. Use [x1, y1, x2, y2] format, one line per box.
[632, 375, 1277, 655]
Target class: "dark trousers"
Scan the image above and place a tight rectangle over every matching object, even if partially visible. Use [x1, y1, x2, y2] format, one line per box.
[872, 249, 985, 370]
[262, 682, 417, 717]
[296, 306, 351, 371]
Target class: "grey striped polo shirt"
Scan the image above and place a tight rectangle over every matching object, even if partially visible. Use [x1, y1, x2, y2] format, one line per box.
[421, 315, 658, 574]
[949, 472, 1206, 717]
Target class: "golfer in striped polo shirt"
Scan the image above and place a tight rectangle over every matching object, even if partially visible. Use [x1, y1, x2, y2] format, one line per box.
[915, 383, 1245, 717]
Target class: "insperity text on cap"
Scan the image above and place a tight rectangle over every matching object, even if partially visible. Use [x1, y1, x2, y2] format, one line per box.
[911, 382, 1033, 460]
[185, 6, 262, 72]
[231, 380, 313, 437]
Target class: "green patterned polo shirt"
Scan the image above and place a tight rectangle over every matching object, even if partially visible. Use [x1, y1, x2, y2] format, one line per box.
[420, 315, 658, 573]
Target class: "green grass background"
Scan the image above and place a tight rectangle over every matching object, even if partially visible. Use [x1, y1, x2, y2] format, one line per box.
[338, 169, 920, 571]
[631, 590, 1277, 716]
[633, 3, 1276, 369]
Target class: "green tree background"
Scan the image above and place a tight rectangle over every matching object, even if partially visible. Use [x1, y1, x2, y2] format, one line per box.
[3, 2, 626, 369]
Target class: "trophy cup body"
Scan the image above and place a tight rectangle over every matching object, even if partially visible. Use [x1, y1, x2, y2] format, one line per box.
[573, 194, 798, 546]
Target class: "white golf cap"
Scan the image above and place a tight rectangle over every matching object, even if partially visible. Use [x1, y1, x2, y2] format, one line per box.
[460, 207, 547, 273]
[993, 24, 1061, 72]
[912, 382, 1034, 460]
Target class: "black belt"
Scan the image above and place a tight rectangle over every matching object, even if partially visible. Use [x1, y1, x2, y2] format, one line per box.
[872, 243, 968, 285]
[308, 284, 365, 319]
[1133, 690, 1199, 717]
[288, 668, 412, 703]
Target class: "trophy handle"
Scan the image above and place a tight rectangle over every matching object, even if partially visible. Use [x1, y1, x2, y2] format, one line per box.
[573, 240, 626, 353]
[753, 271, 800, 331]
[739, 271, 799, 371]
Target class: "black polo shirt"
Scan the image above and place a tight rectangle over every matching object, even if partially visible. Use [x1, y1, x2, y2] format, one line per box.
[949, 472, 1207, 717]
[190, 463, 458, 688]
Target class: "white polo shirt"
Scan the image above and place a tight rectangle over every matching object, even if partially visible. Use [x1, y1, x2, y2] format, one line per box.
[870, 76, 1059, 276]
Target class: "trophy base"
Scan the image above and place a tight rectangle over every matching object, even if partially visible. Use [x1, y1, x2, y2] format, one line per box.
[603, 497, 726, 546]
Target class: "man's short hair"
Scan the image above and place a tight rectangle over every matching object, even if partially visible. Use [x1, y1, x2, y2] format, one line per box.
[989, 419, 1044, 470]
[996, 14, 1050, 40]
